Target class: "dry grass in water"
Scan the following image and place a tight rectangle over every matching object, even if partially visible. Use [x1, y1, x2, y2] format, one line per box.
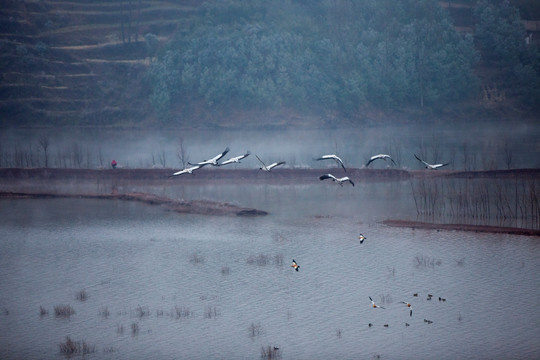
[54, 305, 75, 318]
[135, 305, 150, 318]
[131, 322, 139, 335]
[204, 306, 220, 319]
[39, 306, 49, 317]
[190, 253, 204, 264]
[174, 306, 193, 319]
[249, 322, 263, 338]
[58, 336, 95, 356]
[75, 290, 87, 302]
[247, 253, 284, 266]
[414, 254, 442, 268]
[261, 345, 282, 359]
[99, 306, 110, 319]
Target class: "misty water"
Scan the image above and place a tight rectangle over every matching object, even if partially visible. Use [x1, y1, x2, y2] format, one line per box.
[1, 123, 540, 359]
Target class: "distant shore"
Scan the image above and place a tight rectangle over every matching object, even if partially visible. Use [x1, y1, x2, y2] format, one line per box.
[382, 219, 540, 237]
[0, 191, 268, 217]
[1, 167, 539, 183]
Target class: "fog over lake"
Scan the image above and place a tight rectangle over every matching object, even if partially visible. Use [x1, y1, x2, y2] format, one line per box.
[1, 122, 539, 359]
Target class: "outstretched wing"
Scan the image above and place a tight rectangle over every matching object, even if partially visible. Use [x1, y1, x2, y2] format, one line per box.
[212, 147, 230, 162]
[255, 154, 267, 168]
[319, 174, 337, 181]
[414, 154, 430, 167]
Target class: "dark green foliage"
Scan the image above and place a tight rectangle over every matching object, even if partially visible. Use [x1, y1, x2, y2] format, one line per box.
[474, 0, 540, 107]
[148, 0, 481, 117]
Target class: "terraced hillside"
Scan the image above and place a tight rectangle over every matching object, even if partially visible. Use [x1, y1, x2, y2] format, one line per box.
[0, 0, 203, 127]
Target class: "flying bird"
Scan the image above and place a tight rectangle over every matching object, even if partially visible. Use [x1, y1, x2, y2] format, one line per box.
[369, 296, 385, 309]
[359, 234, 367, 244]
[414, 154, 449, 170]
[366, 154, 397, 167]
[219, 151, 250, 166]
[399, 301, 413, 317]
[291, 259, 300, 272]
[169, 165, 201, 177]
[189, 147, 230, 167]
[256, 155, 286, 172]
[319, 173, 355, 187]
[316, 154, 346, 172]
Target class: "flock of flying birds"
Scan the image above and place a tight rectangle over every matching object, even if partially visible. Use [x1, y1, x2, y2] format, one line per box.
[169, 147, 450, 182]
[170, 147, 449, 326]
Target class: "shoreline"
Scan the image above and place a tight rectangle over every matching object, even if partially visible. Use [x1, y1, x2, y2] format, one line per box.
[382, 219, 540, 237]
[0, 191, 268, 217]
[1, 167, 539, 183]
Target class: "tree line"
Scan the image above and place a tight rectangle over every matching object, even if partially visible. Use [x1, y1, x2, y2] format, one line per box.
[147, 0, 539, 121]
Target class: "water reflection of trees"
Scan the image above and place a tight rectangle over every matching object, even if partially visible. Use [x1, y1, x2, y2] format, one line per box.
[410, 178, 540, 229]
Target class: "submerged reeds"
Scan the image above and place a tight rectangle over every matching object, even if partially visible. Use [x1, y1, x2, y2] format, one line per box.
[410, 178, 540, 228]
[54, 305, 75, 318]
[58, 336, 95, 356]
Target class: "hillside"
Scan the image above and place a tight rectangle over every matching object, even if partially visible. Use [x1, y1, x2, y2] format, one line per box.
[0, 1, 538, 128]
[0, 0, 203, 127]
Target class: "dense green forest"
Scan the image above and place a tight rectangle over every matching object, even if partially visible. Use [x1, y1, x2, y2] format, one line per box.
[148, 0, 540, 121]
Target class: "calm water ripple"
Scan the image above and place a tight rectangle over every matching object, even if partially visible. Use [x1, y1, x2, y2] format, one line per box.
[1, 189, 539, 359]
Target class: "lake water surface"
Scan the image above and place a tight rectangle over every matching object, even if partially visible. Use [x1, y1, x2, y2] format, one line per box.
[1, 123, 540, 358]
[1, 182, 539, 359]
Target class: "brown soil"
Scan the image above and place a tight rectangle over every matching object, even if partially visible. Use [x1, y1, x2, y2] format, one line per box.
[0, 191, 268, 217]
[382, 219, 540, 237]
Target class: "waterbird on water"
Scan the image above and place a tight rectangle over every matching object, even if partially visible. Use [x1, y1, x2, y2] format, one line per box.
[369, 296, 385, 309]
[189, 147, 230, 167]
[291, 259, 300, 272]
[319, 174, 355, 187]
[316, 154, 346, 172]
[169, 165, 201, 177]
[414, 154, 449, 169]
[256, 155, 286, 172]
[219, 151, 250, 166]
[366, 154, 397, 167]
[359, 234, 367, 244]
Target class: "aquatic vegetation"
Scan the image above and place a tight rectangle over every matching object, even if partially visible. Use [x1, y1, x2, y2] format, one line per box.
[414, 254, 442, 269]
[39, 306, 48, 317]
[249, 322, 263, 338]
[58, 336, 95, 356]
[98, 306, 110, 319]
[54, 305, 75, 318]
[75, 290, 87, 302]
[204, 306, 220, 319]
[261, 345, 282, 359]
[174, 306, 193, 319]
[131, 322, 139, 335]
[247, 253, 284, 266]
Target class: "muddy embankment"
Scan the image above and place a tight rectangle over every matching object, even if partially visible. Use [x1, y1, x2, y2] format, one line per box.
[382, 219, 540, 237]
[0, 191, 268, 217]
